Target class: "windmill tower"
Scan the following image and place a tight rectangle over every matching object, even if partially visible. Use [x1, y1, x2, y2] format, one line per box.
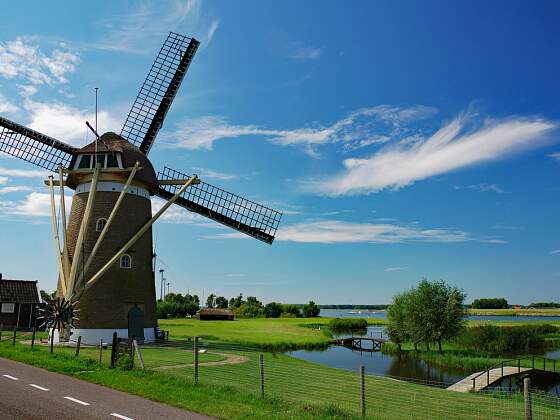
[0, 33, 282, 343]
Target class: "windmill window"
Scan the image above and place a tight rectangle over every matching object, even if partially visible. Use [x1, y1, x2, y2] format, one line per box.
[120, 254, 132, 269]
[106, 154, 119, 168]
[96, 218, 107, 232]
[77, 155, 91, 169]
[96, 154, 106, 167]
[1, 303, 15, 313]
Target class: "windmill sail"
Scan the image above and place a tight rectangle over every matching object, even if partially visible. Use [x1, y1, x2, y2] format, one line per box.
[156, 166, 282, 244]
[121, 33, 199, 156]
[0, 116, 76, 171]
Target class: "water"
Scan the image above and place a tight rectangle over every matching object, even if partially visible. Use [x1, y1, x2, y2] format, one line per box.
[288, 324, 560, 394]
[319, 308, 560, 323]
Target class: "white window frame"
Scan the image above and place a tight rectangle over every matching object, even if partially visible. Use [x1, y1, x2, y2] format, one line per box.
[1, 302, 15, 313]
[96, 218, 107, 232]
[120, 254, 132, 269]
[75, 153, 123, 169]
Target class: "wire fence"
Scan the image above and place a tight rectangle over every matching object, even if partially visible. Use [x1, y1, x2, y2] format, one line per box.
[2, 329, 560, 419]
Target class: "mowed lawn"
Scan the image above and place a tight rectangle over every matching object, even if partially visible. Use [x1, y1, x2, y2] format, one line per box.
[159, 317, 334, 348]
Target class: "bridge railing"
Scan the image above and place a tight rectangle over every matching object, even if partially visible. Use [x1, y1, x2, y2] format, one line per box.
[471, 355, 558, 391]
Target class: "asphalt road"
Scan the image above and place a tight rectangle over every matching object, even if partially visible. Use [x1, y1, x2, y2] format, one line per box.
[0, 357, 212, 420]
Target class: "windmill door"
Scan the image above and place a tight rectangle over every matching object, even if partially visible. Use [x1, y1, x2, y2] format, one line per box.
[128, 305, 145, 340]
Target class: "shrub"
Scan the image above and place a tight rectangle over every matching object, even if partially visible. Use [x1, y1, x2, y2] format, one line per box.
[264, 302, 283, 318]
[328, 318, 367, 332]
[471, 298, 508, 309]
[282, 304, 301, 317]
[302, 301, 320, 317]
[280, 312, 296, 318]
[454, 324, 556, 352]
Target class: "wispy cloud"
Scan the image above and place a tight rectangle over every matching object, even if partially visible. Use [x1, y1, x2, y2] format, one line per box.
[94, 0, 210, 54]
[215, 219, 474, 244]
[0, 37, 79, 86]
[551, 249, 560, 255]
[0, 93, 19, 113]
[454, 183, 509, 194]
[192, 167, 241, 181]
[384, 266, 408, 272]
[162, 105, 437, 157]
[0, 167, 48, 178]
[0, 185, 34, 195]
[0, 192, 71, 218]
[303, 113, 555, 196]
[492, 224, 522, 231]
[291, 46, 323, 61]
[549, 152, 560, 161]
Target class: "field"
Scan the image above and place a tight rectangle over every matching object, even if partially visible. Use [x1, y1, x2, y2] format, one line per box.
[2, 335, 558, 419]
[468, 308, 560, 317]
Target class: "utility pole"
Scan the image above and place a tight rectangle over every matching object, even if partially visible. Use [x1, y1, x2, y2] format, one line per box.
[159, 269, 165, 301]
[166, 282, 170, 298]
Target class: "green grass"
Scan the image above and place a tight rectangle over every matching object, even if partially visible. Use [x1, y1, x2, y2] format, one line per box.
[2, 338, 558, 419]
[468, 308, 560, 316]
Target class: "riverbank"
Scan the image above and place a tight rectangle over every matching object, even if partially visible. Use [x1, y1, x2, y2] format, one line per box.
[468, 308, 560, 317]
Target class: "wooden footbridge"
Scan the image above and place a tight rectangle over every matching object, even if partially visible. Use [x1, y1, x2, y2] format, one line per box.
[331, 337, 388, 352]
[447, 355, 559, 393]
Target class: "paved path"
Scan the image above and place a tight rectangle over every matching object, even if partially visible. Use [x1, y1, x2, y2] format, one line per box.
[0, 357, 212, 419]
[447, 366, 532, 392]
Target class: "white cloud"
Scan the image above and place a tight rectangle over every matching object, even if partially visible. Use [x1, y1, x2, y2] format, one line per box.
[0, 93, 19, 113]
[0, 185, 34, 194]
[0, 37, 79, 86]
[292, 47, 323, 60]
[551, 249, 560, 255]
[0, 192, 71, 217]
[454, 183, 509, 194]
[0, 167, 49, 178]
[192, 167, 239, 181]
[304, 114, 555, 196]
[0, 176, 7, 185]
[384, 267, 408, 272]
[163, 105, 435, 155]
[215, 219, 473, 244]
[23, 99, 120, 145]
[549, 152, 560, 161]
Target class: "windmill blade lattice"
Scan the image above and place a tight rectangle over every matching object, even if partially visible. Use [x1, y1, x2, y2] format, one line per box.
[121, 33, 199, 155]
[157, 166, 282, 244]
[0, 116, 76, 171]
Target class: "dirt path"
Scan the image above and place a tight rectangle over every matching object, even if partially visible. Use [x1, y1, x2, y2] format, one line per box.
[155, 352, 249, 370]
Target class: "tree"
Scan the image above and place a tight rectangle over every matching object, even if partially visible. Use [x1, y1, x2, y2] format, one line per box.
[387, 279, 466, 353]
[471, 298, 508, 309]
[206, 293, 216, 308]
[386, 292, 409, 351]
[229, 294, 245, 309]
[282, 304, 301, 317]
[40, 290, 56, 303]
[215, 296, 228, 309]
[264, 302, 283, 318]
[302, 301, 320, 317]
[235, 296, 264, 318]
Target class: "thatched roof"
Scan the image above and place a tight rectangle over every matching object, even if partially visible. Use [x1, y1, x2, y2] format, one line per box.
[0, 279, 40, 304]
[197, 308, 233, 316]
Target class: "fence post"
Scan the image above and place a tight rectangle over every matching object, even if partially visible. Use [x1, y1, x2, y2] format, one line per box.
[518, 359, 521, 373]
[31, 327, 36, 348]
[99, 339, 103, 363]
[133, 339, 145, 370]
[50, 329, 55, 353]
[12, 326, 17, 345]
[524, 377, 532, 420]
[0, 323, 3, 341]
[259, 354, 265, 397]
[472, 378, 476, 392]
[110, 332, 118, 368]
[194, 336, 199, 385]
[360, 365, 366, 417]
[487, 369, 490, 387]
[75, 336, 81, 357]
[532, 356, 535, 370]
[501, 362, 504, 379]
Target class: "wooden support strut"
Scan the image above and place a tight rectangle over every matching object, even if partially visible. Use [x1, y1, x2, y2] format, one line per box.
[84, 176, 199, 291]
[58, 165, 70, 282]
[66, 164, 101, 300]
[48, 176, 67, 296]
[73, 162, 140, 295]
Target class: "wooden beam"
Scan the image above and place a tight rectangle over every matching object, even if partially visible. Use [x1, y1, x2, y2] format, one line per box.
[157, 179, 192, 185]
[48, 176, 66, 296]
[66, 164, 101, 300]
[84, 176, 199, 292]
[58, 165, 70, 283]
[73, 162, 140, 295]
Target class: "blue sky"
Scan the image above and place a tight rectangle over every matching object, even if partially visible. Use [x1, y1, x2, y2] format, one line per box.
[0, 0, 559, 305]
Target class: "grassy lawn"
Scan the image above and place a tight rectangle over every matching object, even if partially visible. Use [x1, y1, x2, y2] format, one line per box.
[2, 338, 556, 419]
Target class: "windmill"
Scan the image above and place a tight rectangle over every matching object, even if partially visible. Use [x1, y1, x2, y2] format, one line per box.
[0, 32, 282, 343]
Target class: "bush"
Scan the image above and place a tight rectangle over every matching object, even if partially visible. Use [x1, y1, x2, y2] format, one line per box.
[454, 324, 556, 352]
[328, 318, 367, 331]
[471, 298, 508, 309]
[282, 304, 301, 318]
[302, 301, 320, 318]
[264, 302, 283, 318]
[280, 312, 296, 318]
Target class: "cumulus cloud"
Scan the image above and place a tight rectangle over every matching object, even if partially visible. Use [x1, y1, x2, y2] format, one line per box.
[0, 192, 71, 217]
[162, 105, 436, 156]
[303, 114, 555, 196]
[0, 37, 79, 86]
[0, 167, 49, 178]
[0, 93, 19, 113]
[22, 99, 120, 145]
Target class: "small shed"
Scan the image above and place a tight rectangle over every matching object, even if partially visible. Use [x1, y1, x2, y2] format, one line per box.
[0, 277, 40, 329]
[196, 308, 234, 321]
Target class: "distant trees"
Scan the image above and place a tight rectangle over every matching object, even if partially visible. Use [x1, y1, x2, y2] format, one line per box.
[302, 301, 320, 317]
[40, 289, 56, 303]
[229, 294, 245, 309]
[387, 279, 466, 352]
[206, 293, 216, 308]
[264, 302, 283, 318]
[471, 298, 508, 309]
[215, 296, 229, 309]
[157, 293, 200, 319]
[529, 302, 560, 308]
